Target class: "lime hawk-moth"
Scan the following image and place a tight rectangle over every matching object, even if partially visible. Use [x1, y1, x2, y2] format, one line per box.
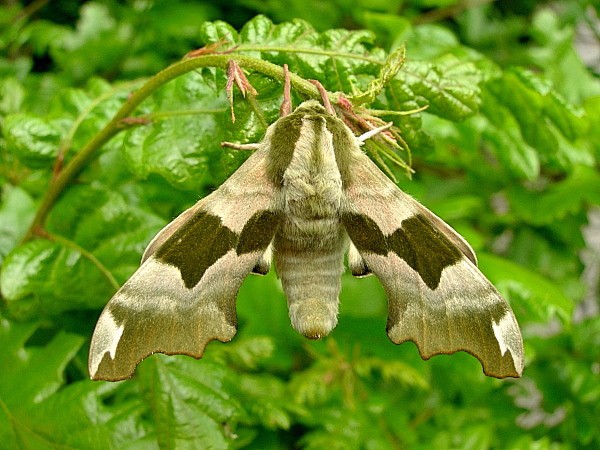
[89, 72, 524, 382]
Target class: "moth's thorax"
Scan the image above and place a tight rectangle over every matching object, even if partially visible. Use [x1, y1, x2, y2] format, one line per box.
[266, 100, 361, 190]
[282, 116, 343, 217]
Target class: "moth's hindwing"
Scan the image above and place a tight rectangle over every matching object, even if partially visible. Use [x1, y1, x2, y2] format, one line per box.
[89, 147, 281, 381]
[342, 154, 524, 378]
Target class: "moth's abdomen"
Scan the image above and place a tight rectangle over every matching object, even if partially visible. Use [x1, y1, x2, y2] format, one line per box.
[275, 219, 346, 339]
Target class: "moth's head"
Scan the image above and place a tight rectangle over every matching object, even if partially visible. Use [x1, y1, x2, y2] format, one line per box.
[292, 100, 332, 117]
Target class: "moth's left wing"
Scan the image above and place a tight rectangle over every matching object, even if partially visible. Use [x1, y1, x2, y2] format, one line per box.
[342, 154, 524, 378]
[89, 147, 281, 381]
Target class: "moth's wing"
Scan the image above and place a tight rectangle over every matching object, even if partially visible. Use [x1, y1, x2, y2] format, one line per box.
[341, 154, 524, 378]
[89, 147, 281, 381]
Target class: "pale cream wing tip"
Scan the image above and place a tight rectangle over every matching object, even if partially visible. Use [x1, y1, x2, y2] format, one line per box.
[89, 315, 237, 382]
[88, 257, 241, 381]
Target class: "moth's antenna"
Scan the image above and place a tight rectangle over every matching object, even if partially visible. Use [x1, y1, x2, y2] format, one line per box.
[280, 64, 292, 117]
[309, 80, 334, 115]
[357, 122, 393, 143]
[220, 142, 260, 151]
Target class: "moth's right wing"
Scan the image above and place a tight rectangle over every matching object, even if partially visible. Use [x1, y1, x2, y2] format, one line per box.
[89, 147, 281, 381]
[342, 153, 523, 378]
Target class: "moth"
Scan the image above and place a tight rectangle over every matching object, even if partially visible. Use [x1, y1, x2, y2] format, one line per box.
[89, 81, 524, 381]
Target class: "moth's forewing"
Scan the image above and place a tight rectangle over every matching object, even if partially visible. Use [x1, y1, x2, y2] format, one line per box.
[341, 152, 524, 378]
[89, 148, 281, 381]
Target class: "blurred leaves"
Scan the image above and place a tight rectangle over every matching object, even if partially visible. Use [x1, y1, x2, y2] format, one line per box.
[506, 165, 600, 226]
[1, 1, 599, 449]
[481, 67, 591, 179]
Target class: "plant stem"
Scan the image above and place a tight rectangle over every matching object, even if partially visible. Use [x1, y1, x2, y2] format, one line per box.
[413, 0, 495, 25]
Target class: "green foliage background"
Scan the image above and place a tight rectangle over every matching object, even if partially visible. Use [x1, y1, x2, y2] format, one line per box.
[1, 0, 600, 448]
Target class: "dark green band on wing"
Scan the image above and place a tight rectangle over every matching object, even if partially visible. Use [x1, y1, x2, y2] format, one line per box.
[343, 212, 462, 290]
[388, 215, 462, 290]
[156, 211, 238, 289]
[342, 213, 388, 255]
[155, 210, 280, 289]
[237, 210, 281, 254]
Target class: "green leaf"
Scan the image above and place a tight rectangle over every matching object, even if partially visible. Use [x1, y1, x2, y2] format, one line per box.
[121, 72, 230, 190]
[208, 335, 275, 370]
[203, 15, 385, 94]
[46, 184, 166, 281]
[0, 77, 25, 115]
[403, 23, 463, 59]
[480, 85, 540, 179]
[235, 272, 303, 370]
[299, 408, 374, 450]
[50, 78, 130, 152]
[398, 54, 481, 121]
[0, 317, 151, 449]
[528, 8, 600, 103]
[234, 373, 292, 430]
[0, 240, 114, 319]
[19, 20, 71, 57]
[22, 381, 147, 449]
[584, 96, 600, 162]
[0, 185, 36, 263]
[136, 355, 247, 449]
[0, 183, 168, 319]
[2, 113, 62, 168]
[0, 318, 84, 444]
[187, 17, 483, 173]
[355, 357, 428, 388]
[47, 3, 133, 83]
[483, 68, 591, 176]
[382, 54, 481, 153]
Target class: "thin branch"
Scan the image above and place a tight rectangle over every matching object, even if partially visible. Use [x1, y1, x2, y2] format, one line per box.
[365, 105, 429, 116]
[53, 79, 144, 175]
[11, 0, 50, 24]
[413, 0, 496, 25]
